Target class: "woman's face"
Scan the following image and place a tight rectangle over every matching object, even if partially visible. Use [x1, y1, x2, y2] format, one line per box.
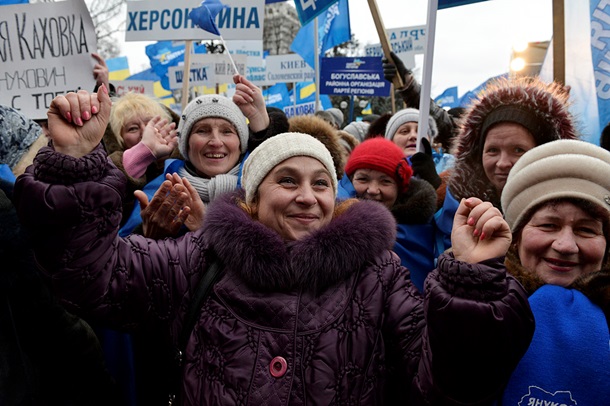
[254, 156, 335, 241]
[392, 122, 421, 157]
[518, 201, 607, 286]
[351, 168, 398, 209]
[188, 117, 241, 178]
[121, 115, 152, 149]
[482, 122, 537, 193]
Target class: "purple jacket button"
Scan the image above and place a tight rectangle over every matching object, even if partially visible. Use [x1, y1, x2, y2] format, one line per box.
[269, 356, 288, 378]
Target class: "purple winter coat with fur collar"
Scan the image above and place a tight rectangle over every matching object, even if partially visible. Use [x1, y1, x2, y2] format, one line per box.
[14, 145, 534, 405]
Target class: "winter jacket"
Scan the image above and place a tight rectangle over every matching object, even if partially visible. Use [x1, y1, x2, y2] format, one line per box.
[500, 250, 610, 405]
[338, 176, 438, 292]
[14, 145, 534, 405]
[0, 182, 118, 406]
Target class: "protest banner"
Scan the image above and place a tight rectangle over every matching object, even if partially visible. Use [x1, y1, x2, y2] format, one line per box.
[125, 0, 264, 42]
[0, 0, 97, 119]
[265, 54, 316, 84]
[113, 80, 156, 97]
[168, 63, 216, 89]
[364, 25, 426, 57]
[320, 57, 390, 97]
[191, 53, 247, 84]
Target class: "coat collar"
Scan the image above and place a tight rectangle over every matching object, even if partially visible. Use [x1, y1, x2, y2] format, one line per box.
[202, 192, 396, 293]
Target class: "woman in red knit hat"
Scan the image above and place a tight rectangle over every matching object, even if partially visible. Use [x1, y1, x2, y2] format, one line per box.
[339, 138, 438, 291]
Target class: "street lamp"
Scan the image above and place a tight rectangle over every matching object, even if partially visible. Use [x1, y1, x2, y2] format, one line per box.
[510, 41, 549, 77]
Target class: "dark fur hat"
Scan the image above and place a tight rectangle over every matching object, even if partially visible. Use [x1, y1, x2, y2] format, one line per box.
[288, 115, 345, 179]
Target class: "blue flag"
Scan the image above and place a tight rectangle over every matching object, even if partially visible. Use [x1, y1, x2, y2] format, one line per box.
[190, 0, 227, 36]
[290, 0, 351, 69]
[264, 83, 291, 109]
[434, 86, 458, 108]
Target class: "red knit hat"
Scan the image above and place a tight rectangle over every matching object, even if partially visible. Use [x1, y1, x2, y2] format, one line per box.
[345, 138, 413, 193]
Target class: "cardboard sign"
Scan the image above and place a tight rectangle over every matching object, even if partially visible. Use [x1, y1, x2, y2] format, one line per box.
[0, 0, 97, 119]
[364, 25, 425, 69]
[125, 0, 264, 42]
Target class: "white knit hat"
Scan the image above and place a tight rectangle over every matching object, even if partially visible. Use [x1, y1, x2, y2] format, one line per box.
[177, 95, 249, 159]
[384, 108, 438, 141]
[241, 132, 338, 204]
[502, 139, 610, 232]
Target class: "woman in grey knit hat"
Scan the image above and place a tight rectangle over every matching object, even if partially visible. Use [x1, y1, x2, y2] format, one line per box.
[499, 139, 610, 405]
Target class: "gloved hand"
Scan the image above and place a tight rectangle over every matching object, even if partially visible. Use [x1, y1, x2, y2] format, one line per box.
[382, 51, 411, 86]
[410, 138, 442, 189]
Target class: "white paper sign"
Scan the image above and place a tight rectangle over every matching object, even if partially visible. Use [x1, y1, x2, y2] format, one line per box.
[113, 80, 156, 96]
[0, 0, 98, 119]
[266, 54, 315, 84]
[168, 64, 216, 89]
[125, 0, 264, 42]
[364, 25, 425, 70]
[190, 53, 247, 84]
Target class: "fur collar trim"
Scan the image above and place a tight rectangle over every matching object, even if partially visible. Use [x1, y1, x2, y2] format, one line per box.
[391, 178, 437, 224]
[202, 192, 396, 293]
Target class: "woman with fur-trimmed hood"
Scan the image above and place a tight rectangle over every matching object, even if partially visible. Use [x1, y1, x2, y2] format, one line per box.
[435, 77, 579, 253]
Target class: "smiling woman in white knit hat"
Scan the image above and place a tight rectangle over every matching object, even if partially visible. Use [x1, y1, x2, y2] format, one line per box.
[498, 139, 610, 405]
[15, 84, 536, 404]
[118, 75, 290, 239]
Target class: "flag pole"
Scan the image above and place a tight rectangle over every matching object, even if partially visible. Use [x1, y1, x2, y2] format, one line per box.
[314, 16, 320, 111]
[219, 34, 240, 76]
[417, 0, 439, 153]
[181, 40, 193, 112]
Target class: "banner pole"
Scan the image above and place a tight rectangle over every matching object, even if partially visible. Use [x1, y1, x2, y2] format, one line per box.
[366, 0, 403, 89]
[181, 40, 193, 112]
[416, 0, 439, 153]
[314, 17, 320, 111]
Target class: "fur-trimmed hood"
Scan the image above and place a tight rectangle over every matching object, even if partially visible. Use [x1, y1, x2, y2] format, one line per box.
[391, 178, 437, 224]
[449, 77, 579, 207]
[505, 248, 610, 321]
[288, 115, 345, 179]
[202, 191, 396, 293]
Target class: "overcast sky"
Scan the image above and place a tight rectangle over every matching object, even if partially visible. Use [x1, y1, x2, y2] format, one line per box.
[120, 0, 553, 98]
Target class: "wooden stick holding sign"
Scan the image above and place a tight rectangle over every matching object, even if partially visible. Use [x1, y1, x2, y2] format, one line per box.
[181, 40, 193, 111]
[366, 0, 404, 94]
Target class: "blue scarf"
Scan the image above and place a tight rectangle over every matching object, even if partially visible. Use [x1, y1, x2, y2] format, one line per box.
[502, 284, 610, 405]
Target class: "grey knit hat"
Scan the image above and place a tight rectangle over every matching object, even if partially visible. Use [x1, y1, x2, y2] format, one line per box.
[242, 132, 338, 204]
[384, 108, 438, 141]
[502, 139, 610, 232]
[177, 95, 249, 159]
[343, 121, 369, 142]
[0, 105, 42, 169]
[326, 108, 344, 128]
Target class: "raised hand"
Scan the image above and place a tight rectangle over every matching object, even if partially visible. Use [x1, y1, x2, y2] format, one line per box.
[140, 116, 178, 159]
[232, 74, 269, 132]
[91, 52, 110, 90]
[451, 197, 512, 264]
[47, 85, 111, 158]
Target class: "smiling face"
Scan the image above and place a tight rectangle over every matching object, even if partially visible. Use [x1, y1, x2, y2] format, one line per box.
[517, 201, 607, 286]
[351, 168, 398, 209]
[187, 117, 241, 178]
[482, 122, 537, 194]
[253, 156, 335, 241]
[392, 122, 421, 157]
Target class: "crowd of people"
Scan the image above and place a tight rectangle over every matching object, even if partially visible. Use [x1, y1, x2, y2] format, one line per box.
[0, 50, 608, 406]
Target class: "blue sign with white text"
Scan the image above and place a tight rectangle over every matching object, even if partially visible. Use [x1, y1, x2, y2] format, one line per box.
[294, 0, 338, 26]
[320, 57, 390, 97]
